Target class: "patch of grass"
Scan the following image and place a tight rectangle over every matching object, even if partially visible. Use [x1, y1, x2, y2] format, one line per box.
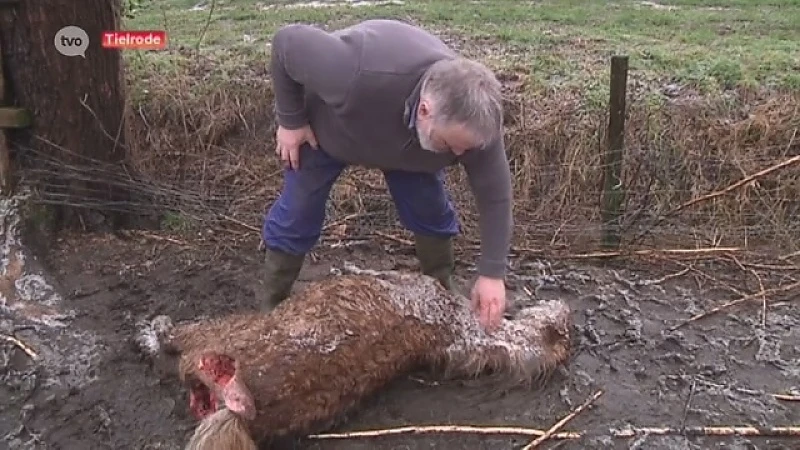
[123, 0, 800, 92]
[160, 211, 194, 232]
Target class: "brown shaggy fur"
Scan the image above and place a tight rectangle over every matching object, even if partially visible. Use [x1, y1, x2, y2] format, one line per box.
[135, 269, 572, 449]
[183, 408, 257, 450]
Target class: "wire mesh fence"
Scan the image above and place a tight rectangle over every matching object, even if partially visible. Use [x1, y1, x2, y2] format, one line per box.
[14, 1, 800, 258]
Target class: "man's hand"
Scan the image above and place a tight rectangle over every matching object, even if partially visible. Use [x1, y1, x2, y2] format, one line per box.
[471, 275, 506, 333]
[275, 124, 318, 169]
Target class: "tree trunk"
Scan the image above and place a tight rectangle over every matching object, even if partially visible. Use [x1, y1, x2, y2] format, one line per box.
[0, 0, 134, 231]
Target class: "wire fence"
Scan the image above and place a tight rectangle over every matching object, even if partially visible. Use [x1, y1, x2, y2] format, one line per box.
[10, 1, 800, 259]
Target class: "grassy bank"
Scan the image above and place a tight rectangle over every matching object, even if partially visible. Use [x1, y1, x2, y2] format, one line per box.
[118, 0, 800, 254]
[126, 0, 799, 92]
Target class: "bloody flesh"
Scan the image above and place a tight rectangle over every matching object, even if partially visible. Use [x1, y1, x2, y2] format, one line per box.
[198, 353, 236, 386]
[188, 382, 217, 420]
[188, 353, 237, 419]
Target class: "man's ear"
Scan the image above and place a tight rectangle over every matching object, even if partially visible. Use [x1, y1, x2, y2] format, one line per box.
[417, 98, 432, 119]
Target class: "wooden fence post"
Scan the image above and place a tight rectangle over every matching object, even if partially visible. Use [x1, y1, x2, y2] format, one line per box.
[0, 0, 32, 196]
[601, 55, 629, 249]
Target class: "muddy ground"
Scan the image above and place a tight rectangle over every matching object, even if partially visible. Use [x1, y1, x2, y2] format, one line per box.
[1, 212, 799, 449]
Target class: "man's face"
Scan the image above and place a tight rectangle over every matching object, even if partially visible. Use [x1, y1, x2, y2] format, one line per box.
[416, 98, 479, 156]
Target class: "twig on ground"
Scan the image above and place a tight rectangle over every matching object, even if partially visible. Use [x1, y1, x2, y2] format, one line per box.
[220, 213, 260, 233]
[729, 254, 769, 327]
[308, 424, 800, 441]
[668, 281, 800, 331]
[322, 212, 379, 231]
[609, 426, 800, 438]
[779, 250, 800, 261]
[568, 247, 740, 259]
[373, 230, 413, 246]
[736, 261, 800, 271]
[612, 268, 691, 290]
[0, 334, 38, 360]
[667, 259, 744, 296]
[759, 278, 767, 328]
[693, 377, 800, 402]
[510, 245, 741, 259]
[469, 244, 742, 261]
[667, 149, 800, 216]
[309, 425, 574, 440]
[680, 379, 697, 430]
[327, 239, 371, 249]
[522, 285, 535, 297]
[639, 268, 691, 286]
[132, 231, 189, 246]
[322, 215, 354, 232]
[520, 389, 604, 449]
[732, 387, 800, 402]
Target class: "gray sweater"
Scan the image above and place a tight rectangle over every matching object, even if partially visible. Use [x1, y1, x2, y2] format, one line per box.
[269, 19, 513, 278]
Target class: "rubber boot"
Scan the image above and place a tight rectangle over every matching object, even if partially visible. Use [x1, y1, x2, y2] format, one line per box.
[414, 234, 455, 291]
[261, 247, 306, 311]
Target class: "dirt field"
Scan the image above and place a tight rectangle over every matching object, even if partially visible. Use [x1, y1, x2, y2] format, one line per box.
[2, 201, 798, 449]
[1, 3, 798, 447]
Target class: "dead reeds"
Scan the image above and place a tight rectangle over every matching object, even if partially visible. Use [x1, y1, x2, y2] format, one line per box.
[16, 47, 800, 258]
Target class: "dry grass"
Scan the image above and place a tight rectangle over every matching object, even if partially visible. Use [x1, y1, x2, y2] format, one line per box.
[22, 0, 800, 258]
[121, 46, 800, 256]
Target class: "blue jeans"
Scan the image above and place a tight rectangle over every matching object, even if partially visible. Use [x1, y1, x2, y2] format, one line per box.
[262, 144, 460, 255]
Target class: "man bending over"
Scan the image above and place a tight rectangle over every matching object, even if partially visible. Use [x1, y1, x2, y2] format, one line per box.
[262, 19, 513, 332]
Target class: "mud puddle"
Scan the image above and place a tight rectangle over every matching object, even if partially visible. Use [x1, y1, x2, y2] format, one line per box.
[1, 213, 798, 449]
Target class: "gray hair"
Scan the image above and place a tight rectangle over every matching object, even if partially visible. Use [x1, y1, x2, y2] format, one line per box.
[420, 57, 504, 147]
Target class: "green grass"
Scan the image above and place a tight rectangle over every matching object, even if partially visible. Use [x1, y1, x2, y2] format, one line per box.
[123, 0, 800, 93]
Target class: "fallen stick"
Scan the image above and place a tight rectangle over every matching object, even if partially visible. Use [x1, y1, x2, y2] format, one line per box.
[731, 387, 800, 402]
[322, 212, 379, 231]
[373, 230, 413, 246]
[460, 243, 743, 260]
[693, 377, 800, 403]
[134, 231, 189, 246]
[668, 280, 800, 331]
[735, 261, 800, 272]
[548, 247, 741, 260]
[309, 425, 574, 440]
[220, 213, 260, 233]
[728, 253, 769, 327]
[0, 333, 38, 360]
[639, 268, 692, 286]
[778, 249, 800, 261]
[309, 425, 800, 441]
[667, 142, 800, 216]
[667, 259, 745, 296]
[610, 425, 800, 438]
[631, 134, 798, 242]
[521, 389, 604, 449]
